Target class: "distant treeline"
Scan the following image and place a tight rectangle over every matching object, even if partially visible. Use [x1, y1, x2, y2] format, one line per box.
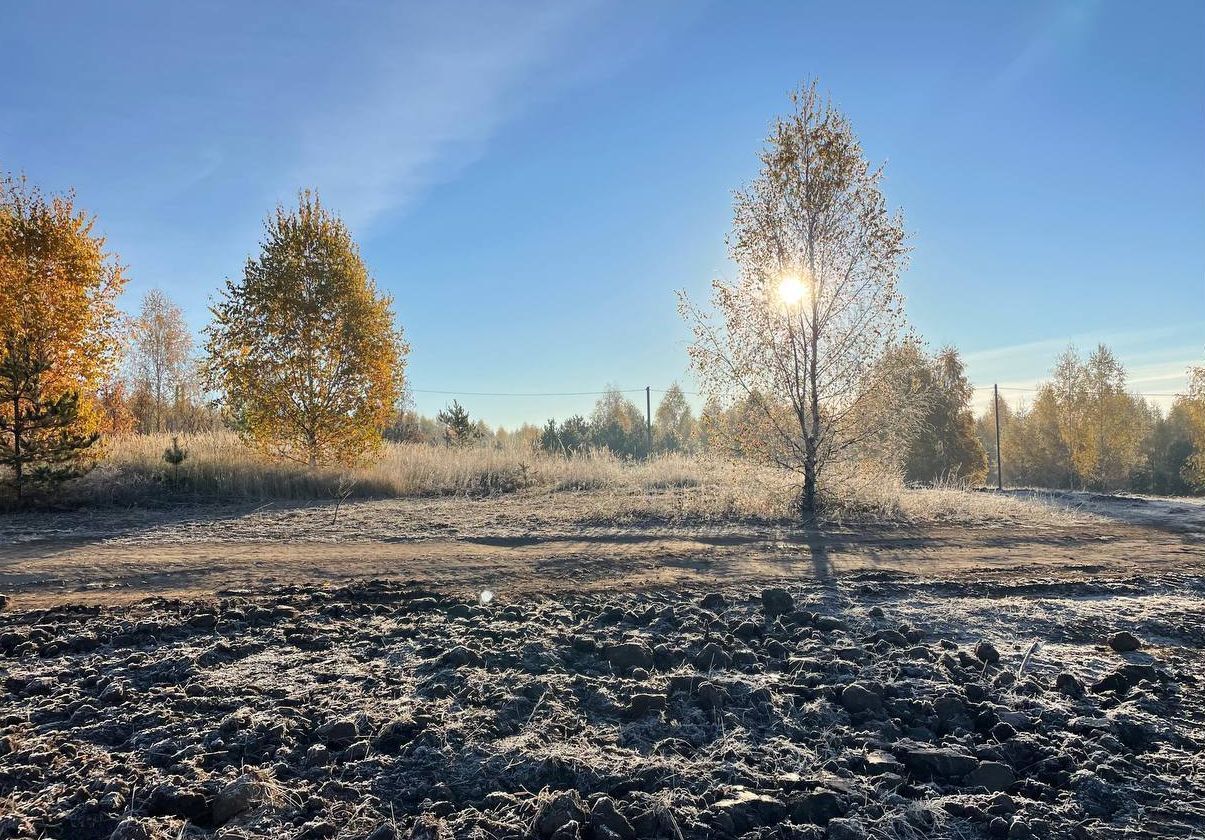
[387, 344, 1205, 497]
[385, 383, 697, 460]
[975, 346, 1204, 495]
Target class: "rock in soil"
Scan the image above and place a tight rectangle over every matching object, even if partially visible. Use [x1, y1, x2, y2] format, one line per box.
[1108, 630, 1143, 652]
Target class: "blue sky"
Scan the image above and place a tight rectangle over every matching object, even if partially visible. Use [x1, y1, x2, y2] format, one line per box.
[3, 1, 1202, 425]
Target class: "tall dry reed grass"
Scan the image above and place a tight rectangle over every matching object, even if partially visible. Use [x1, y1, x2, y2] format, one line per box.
[88, 432, 716, 499]
[76, 431, 1083, 526]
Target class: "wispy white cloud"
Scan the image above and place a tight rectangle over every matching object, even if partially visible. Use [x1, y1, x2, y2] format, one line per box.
[964, 321, 1203, 413]
[282, 1, 609, 229]
[961, 322, 1196, 366]
[1127, 359, 1200, 390]
[995, 0, 1099, 90]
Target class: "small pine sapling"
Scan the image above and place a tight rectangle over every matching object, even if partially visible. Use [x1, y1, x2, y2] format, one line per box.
[0, 337, 100, 504]
[162, 436, 188, 488]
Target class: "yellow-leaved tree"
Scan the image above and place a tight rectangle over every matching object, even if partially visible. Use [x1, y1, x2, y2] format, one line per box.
[1045, 344, 1149, 491]
[0, 174, 126, 499]
[1182, 365, 1205, 489]
[203, 192, 408, 466]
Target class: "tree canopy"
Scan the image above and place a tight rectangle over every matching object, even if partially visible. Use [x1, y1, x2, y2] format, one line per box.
[653, 384, 696, 453]
[437, 400, 484, 447]
[886, 345, 987, 485]
[974, 346, 1201, 494]
[0, 337, 100, 502]
[681, 81, 911, 515]
[204, 192, 408, 466]
[127, 289, 196, 433]
[0, 173, 126, 442]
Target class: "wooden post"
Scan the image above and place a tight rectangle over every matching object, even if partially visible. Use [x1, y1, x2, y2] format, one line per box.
[645, 386, 652, 455]
[994, 384, 1003, 490]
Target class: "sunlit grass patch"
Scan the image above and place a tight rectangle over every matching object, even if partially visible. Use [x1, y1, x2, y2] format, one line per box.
[75, 432, 1089, 527]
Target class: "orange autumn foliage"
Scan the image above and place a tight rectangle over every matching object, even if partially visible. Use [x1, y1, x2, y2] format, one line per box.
[0, 174, 127, 441]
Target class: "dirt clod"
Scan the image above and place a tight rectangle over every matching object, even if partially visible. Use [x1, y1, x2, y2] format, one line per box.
[965, 760, 1016, 792]
[974, 639, 1001, 664]
[212, 770, 271, 825]
[839, 682, 882, 713]
[604, 640, 653, 671]
[761, 587, 793, 618]
[1054, 671, 1084, 698]
[534, 790, 588, 839]
[1108, 630, 1142, 652]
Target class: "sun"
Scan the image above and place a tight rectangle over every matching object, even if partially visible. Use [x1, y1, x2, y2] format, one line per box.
[776, 274, 809, 307]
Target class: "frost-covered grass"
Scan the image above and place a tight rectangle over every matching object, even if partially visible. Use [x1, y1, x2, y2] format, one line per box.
[75, 432, 1084, 527]
[88, 433, 722, 500]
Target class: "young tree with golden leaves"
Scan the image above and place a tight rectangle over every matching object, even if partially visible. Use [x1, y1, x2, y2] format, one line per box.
[680, 82, 910, 517]
[1078, 345, 1148, 491]
[128, 288, 196, 433]
[590, 387, 648, 458]
[1180, 365, 1205, 490]
[0, 174, 126, 498]
[204, 192, 408, 466]
[1042, 344, 1148, 491]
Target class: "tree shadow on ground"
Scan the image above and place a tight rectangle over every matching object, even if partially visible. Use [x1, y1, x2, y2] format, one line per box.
[803, 521, 846, 616]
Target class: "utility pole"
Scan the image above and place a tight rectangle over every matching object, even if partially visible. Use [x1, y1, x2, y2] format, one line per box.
[1098, 381, 1105, 490]
[993, 384, 1003, 491]
[645, 386, 652, 455]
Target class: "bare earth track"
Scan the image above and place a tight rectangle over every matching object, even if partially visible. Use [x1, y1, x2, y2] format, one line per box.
[0, 494, 1203, 839]
[0, 492, 1202, 607]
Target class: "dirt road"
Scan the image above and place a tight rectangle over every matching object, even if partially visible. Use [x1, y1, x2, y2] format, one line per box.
[1, 494, 1202, 608]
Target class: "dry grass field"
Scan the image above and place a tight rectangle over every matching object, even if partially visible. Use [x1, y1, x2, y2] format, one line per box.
[80, 432, 1091, 526]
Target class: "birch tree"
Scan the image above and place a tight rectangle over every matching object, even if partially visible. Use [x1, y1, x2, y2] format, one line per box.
[887, 344, 987, 485]
[204, 192, 408, 466]
[128, 289, 194, 433]
[1177, 365, 1205, 489]
[653, 384, 695, 453]
[1043, 344, 1148, 490]
[680, 82, 910, 516]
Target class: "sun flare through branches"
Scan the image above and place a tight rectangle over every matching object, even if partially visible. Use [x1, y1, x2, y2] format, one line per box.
[775, 273, 810, 309]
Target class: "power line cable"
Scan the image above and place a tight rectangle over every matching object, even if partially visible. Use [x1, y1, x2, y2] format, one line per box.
[413, 384, 1186, 399]
[411, 388, 645, 397]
